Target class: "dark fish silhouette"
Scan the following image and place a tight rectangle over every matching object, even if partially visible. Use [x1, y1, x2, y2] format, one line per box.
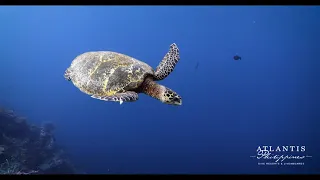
[233, 55, 241, 60]
[195, 62, 199, 70]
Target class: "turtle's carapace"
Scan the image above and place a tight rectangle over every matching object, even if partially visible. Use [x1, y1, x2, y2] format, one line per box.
[233, 55, 241, 60]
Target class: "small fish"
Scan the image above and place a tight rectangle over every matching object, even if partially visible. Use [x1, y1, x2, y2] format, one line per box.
[195, 62, 199, 70]
[233, 55, 242, 60]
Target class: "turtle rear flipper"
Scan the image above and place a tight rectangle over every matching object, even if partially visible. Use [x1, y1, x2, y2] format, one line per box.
[154, 43, 180, 80]
[91, 91, 138, 105]
[64, 69, 71, 81]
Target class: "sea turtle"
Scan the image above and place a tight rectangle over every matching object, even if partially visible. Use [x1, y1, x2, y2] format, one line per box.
[64, 43, 182, 105]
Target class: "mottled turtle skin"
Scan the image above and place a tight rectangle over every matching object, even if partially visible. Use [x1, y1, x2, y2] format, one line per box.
[64, 43, 182, 105]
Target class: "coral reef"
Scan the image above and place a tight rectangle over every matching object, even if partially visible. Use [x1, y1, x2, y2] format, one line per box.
[0, 107, 76, 174]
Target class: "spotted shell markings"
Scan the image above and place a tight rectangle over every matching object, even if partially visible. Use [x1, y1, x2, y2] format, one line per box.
[83, 53, 133, 96]
[69, 52, 104, 95]
[68, 51, 154, 97]
[99, 61, 152, 96]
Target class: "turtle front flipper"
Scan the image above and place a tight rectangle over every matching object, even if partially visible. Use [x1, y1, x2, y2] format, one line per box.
[91, 91, 138, 105]
[154, 43, 180, 80]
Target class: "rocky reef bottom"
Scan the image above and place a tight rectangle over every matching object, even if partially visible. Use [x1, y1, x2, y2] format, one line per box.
[0, 107, 77, 174]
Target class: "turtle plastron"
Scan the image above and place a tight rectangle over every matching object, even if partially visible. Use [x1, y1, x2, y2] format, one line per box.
[91, 91, 139, 104]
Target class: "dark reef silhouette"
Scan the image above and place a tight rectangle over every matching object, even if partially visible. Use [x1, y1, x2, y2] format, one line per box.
[0, 107, 77, 174]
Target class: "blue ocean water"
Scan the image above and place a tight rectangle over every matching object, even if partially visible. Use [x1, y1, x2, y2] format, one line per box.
[0, 6, 319, 174]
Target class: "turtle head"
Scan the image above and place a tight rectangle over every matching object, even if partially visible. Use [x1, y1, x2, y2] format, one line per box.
[64, 69, 71, 81]
[141, 77, 182, 106]
[161, 88, 182, 106]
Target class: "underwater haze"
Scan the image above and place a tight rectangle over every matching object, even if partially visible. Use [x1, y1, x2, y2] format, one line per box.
[0, 6, 319, 174]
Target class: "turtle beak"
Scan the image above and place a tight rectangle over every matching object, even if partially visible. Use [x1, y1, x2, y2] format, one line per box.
[173, 96, 182, 106]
